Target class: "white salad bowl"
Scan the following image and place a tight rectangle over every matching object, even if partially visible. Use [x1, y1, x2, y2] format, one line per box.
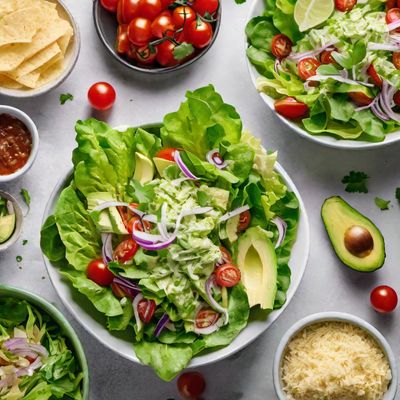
[245, 0, 400, 150]
[41, 129, 310, 369]
[273, 312, 398, 400]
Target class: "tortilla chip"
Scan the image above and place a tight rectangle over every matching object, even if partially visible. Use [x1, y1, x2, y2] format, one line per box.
[36, 59, 64, 87]
[0, 0, 56, 19]
[0, 74, 24, 89]
[57, 31, 73, 55]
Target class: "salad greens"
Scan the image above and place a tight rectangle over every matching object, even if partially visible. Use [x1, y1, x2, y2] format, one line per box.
[0, 298, 83, 399]
[342, 171, 369, 193]
[247, 0, 400, 142]
[375, 197, 391, 210]
[40, 85, 299, 381]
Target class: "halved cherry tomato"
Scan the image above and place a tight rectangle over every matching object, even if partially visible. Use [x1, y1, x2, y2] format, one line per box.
[238, 210, 251, 232]
[177, 372, 206, 400]
[393, 52, 400, 69]
[87, 258, 114, 286]
[367, 64, 383, 87]
[215, 263, 241, 287]
[100, 0, 119, 13]
[117, 203, 138, 228]
[137, 0, 162, 20]
[137, 298, 156, 323]
[128, 17, 152, 46]
[195, 309, 219, 329]
[191, 0, 219, 16]
[156, 147, 178, 161]
[88, 82, 116, 111]
[275, 97, 309, 119]
[386, 8, 400, 32]
[117, 0, 140, 23]
[348, 92, 373, 106]
[297, 57, 321, 81]
[172, 6, 197, 28]
[370, 285, 398, 313]
[111, 282, 127, 298]
[320, 49, 335, 64]
[335, 0, 356, 12]
[114, 239, 139, 263]
[394, 91, 400, 106]
[156, 40, 179, 66]
[151, 13, 175, 38]
[127, 216, 152, 233]
[219, 247, 232, 264]
[271, 34, 292, 59]
[184, 19, 213, 49]
[116, 25, 130, 54]
[387, 0, 397, 10]
[135, 45, 158, 65]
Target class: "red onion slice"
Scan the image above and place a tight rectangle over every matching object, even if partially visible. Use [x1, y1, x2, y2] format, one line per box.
[387, 19, 400, 32]
[132, 230, 164, 243]
[101, 233, 113, 264]
[287, 42, 337, 62]
[380, 80, 400, 122]
[271, 217, 288, 249]
[307, 75, 375, 87]
[132, 294, 144, 332]
[219, 205, 250, 223]
[93, 201, 145, 218]
[16, 357, 42, 377]
[174, 151, 198, 180]
[142, 214, 157, 223]
[368, 42, 400, 51]
[113, 277, 141, 298]
[206, 149, 228, 169]
[205, 275, 229, 324]
[154, 313, 170, 337]
[135, 234, 177, 251]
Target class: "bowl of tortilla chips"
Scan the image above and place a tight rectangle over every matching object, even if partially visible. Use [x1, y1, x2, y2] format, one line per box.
[0, 0, 80, 97]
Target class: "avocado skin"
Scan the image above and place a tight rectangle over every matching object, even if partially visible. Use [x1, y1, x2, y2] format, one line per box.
[321, 196, 386, 273]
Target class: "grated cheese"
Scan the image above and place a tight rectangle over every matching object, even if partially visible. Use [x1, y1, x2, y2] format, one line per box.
[281, 322, 392, 400]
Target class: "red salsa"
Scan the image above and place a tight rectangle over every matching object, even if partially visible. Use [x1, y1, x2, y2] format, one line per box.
[0, 113, 32, 175]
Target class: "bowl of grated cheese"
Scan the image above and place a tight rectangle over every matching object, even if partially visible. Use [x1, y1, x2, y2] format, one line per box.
[273, 312, 397, 400]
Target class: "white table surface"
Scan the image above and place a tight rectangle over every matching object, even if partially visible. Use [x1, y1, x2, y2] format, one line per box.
[0, 0, 399, 399]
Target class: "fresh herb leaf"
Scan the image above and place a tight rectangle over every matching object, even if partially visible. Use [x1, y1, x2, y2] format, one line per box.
[341, 171, 369, 193]
[332, 41, 366, 69]
[20, 188, 31, 206]
[173, 42, 195, 61]
[396, 188, 400, 201]
[60, 93, 73, 105]
[22, 239, 28, 245]
[375, 197, 391, 210]
[16, 255, 22, 262]
[317, 64, 340, 76]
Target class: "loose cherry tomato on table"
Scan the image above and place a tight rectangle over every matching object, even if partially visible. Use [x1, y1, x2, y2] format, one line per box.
[177, 372, 206, 400]
[195, 309, 219, 329]
[137, 0, 162, 20]
[275, 97, 309, 119]
[156, 147, 179, 161]
[297, 57, 321, 80]
[386, 8, 400, 32]
[219, 246, 233, 264]
[184, 19, 213, 49]
[238, 210, 251, 232]
[215, 263, 241, 287]
[135, 45, 158, 65]
[394, 90, 400, 105]
[100, 0, 119, 13]
[88, 82, 116, 110]
[172, 6, 197, 28]
[335, 0, 357, 12]
[116, 25, 130, 54]
[393, 52, 400, 69]
[367, 64, 383, 87]
[191, 0, 219, 16]
[87, 258, 114, 286]
[114, 239, 139, 263]
[348, 92, 373, 107]
[137, 298, 156, 323]
[151, 13, 175, 38]
[320, 49, 335, 64]
[128, 17, 152, 46]
[370, 285, 398, 313]
[117, 0, 140, 23]
[271, 34, 292, 59]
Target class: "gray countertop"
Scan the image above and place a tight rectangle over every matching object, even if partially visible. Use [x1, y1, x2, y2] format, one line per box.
[0, 0, 399, 399]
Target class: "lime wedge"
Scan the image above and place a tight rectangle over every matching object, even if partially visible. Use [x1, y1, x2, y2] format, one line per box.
[294, 0, 334, 32]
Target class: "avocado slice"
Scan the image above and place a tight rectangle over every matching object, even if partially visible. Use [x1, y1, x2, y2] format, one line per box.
[133, 152, 155, 184]
[153, 157, 174, 177]
[0, 214, 15, 244]
[226, 215, 239, 243]
[321, 196, 385, 272]
[237, 226, 277, 310]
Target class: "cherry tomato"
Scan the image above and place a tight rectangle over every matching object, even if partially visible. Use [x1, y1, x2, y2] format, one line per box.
[367, 64, 383, 87]
[184, 19, 213, 49]
[127, 216, 152, 233]
[297, 57, 321, 81]
[156, 40, 178, 66]
[128, 17, 152, 46]
[393, 52, 400, 69]
[177, 372, 206, 400]
[111, 282, 127, 298]
[116, 25, 130, 54]
[387, 0, 397, 10]
[370, 285, 398, 313]
[137, 0, 162, 20]
[191, 0, 219, 16]
[238, 210, 251, 232]
[161, 0, 174, 8]
[394, 90, 400, 105]
[137, 298, 156, 323]
[271, 34, 292, 59]
[172, 6, 197, 28]
[156, 147, 178, 161]
[114, 239, 139, 263]
[88, 82, 116, 111]
[151, 13, 175, 38]
[117, 0, 140, 23]
[87, 258, 114, 286]
[135, 45, 158, 65]
[348, 92, 373, 106]
[275, 97, 309, 119]
[386, 8, 400, 32]
[100, 0, 119, 12]
[215, 263, 241, 287]
[335, 0, 357, 12]
[320, 49, 335, 64]
[195, 309, 219, 329]
[219, 247, 232, 264]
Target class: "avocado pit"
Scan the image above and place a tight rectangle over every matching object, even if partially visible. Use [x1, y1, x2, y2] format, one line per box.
[344, 225, 374, 258]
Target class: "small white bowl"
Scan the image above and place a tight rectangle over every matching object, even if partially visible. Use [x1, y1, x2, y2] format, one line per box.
[273, 312, 398, 400]
[0, 0, 80, 98]
[0, 190, 23, 252]
[0, 105, 39, 183]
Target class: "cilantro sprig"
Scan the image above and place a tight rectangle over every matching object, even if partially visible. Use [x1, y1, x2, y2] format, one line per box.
[341, 171, 369, 193]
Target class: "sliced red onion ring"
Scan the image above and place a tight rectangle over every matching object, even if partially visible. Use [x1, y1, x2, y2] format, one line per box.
[287, 41, 337, 62]
[307, 74, 375, 87]
[142, 214, 157, 223]
[174, 151, 198, 180]
[154, 313, 170, 337]
[16, 357, 42, 377]
[387, 19, 400, 32]
[271, 217, 288, 249]
[380, 80, 400, 122]
[274, 58, 281, 73]
[219, 205, 250, 223]
[205, 275, 229, 324]
[132, 230, 164, 243]
[93, 201, 145, 218]
[101, 233, 113, 264]
[206, 149, 228, 169]
[27, 343, 48, 357]
[113, 277, 141, 298]
[0, 374, 16, 389]
[132, 294, 144, 332]
[372, 100, 390, 121]
[134, 234, 177, 251]
[4, 338, 27, 350]
[368, 42, 400, 51]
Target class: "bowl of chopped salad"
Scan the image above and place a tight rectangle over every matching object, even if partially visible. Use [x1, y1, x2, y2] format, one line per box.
[246, 0, 400, 149]
[0, 285, 89, 399]
[40, 85, 309, 381]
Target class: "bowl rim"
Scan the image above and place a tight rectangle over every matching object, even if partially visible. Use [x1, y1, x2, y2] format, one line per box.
[245, 0, 400, 150]
[0, 106, 39, 183]
[0, 284, 90, 399]
[92, 0, 221, 74]
[273, 312, 398, 400]
[0, 190, 23, 251]
[0, 0, 81, 99]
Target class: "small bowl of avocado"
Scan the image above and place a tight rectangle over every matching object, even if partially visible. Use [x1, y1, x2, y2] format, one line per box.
[0, 190, 23, 251]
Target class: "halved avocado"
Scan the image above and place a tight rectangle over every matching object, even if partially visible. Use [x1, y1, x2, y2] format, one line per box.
[321, 196, 385, 272]
[0, 214, 15, 244]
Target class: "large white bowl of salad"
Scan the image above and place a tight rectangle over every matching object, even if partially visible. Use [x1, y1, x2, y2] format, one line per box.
[246, 0, 400, 149]
[40, 85, 310, 381]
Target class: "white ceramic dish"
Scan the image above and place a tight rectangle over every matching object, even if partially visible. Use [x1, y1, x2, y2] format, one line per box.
[0, 105, 39, 183]
[0, 0, 80, 98]
[245, 0, 400, 150]
[41, 140, 310, 368]
[273, 312, 398, 400]
[0, 191, 23, 252]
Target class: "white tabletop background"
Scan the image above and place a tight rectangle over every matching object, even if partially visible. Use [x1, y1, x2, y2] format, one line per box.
[0, 0, 399, 399]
